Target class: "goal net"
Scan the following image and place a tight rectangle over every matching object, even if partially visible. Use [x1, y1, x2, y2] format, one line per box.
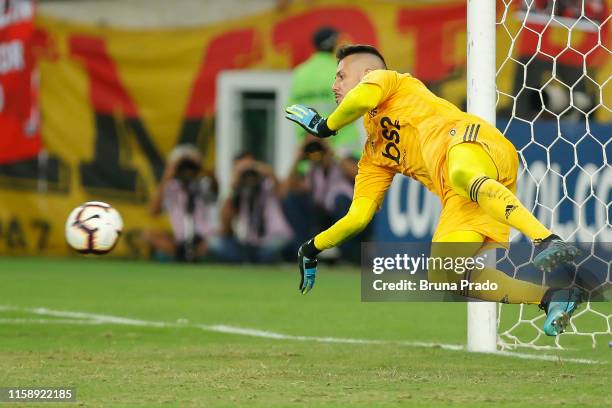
[495, 0, 611, 350]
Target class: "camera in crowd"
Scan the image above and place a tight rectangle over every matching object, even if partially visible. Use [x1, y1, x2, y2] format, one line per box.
[168, 144, 217, 204]
[168, 144, 203, 183]
[302, 139, 328, 162]
[235, 165, 264, 196]
[174, 156, 202, 185]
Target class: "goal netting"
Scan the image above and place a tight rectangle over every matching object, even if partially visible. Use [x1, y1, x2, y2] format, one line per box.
[495, 0, 611, 350]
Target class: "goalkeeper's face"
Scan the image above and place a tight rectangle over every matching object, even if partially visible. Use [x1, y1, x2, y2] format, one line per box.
[332, 56, 365, 105]
[333, 53, 384, 104]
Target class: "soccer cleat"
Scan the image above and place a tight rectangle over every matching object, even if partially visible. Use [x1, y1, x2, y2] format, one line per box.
[533, 234, 580, 273]
[540, 288, 584, 336]
[297, 245, 317, 294]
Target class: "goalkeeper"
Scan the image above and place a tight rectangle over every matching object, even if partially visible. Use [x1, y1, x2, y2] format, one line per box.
[286, 44, 582, 336]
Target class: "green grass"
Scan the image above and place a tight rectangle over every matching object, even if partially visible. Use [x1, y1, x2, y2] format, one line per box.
[0, 257, 610, 407]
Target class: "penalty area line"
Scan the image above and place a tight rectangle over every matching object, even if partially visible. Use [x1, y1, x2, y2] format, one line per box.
[0, 305, 602, 365]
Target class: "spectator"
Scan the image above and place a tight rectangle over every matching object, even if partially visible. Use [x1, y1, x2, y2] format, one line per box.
[144, 144, 218, 262]
[288, 26, 363, 159]
[211, 153, 293, 263]
[281, 136, 365, 264]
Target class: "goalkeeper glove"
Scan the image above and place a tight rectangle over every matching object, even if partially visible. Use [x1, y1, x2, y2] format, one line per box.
[285, 104, 336, 138]
[297, 241, 318, 294]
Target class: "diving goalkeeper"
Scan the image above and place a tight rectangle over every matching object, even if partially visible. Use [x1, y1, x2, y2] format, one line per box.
[285, 44, 582, 336]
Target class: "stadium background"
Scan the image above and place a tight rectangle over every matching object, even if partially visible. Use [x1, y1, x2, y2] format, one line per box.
[0, 0, 610, 257]
[1, 1, 611, 406]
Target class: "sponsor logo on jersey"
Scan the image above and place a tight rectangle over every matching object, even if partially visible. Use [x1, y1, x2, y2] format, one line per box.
[380, 116, 401, 164]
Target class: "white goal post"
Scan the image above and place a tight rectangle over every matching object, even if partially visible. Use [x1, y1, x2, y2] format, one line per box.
[466, 0, 498, 352]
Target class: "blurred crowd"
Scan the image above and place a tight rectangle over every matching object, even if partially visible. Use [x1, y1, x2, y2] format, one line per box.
[143, 26, 368, 265]
[143, 136, 365, 265]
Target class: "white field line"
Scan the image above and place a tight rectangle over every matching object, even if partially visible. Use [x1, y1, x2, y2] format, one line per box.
[0, 318, 102, 325]
[0, 305, 602, 365]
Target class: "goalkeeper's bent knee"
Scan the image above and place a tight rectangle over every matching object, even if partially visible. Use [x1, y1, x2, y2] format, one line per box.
[447, 143, 498, 199]
[448, 166, 476, 198]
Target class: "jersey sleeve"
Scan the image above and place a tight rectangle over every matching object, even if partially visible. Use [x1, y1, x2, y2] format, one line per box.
[327, 82, 383, 131]
[353, 154, 396, 208]
[360, 70, 398, 105]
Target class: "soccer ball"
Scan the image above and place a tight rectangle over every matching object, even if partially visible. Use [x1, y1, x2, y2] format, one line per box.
[65, 201, 123, 254]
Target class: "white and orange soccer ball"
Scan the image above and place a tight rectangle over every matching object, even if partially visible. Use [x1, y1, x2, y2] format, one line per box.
[65, 201, 123, 254]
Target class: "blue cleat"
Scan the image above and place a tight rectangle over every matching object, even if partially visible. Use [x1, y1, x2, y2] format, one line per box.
[540, 288, 584, 336]
[533, 234, 580, 273]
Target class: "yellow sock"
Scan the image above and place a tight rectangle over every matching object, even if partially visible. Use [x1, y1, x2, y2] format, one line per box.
[465, 267, 545, 304]
[473, 177, 552, 241]
[431, 230, 547, 304]
[429, 266, 546, 304]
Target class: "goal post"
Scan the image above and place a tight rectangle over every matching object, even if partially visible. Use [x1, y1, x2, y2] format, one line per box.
[466, 0, 498, 352]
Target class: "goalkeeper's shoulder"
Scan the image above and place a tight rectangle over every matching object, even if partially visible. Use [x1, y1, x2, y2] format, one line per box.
[360, 70, 420, 103]
[361, 69, 400, 87]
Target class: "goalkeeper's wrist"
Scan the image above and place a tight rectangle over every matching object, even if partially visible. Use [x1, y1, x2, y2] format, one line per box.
[316, 119, 336, 138]
[301, 238, 321, 259]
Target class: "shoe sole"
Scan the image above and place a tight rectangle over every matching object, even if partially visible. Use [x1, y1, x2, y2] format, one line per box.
[550, 311, 571, 335]
[547, 299, 581, 336]
[534, 247, 579, 273]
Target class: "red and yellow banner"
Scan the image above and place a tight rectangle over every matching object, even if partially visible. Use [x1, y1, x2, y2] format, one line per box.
[0, 0, 40, 164]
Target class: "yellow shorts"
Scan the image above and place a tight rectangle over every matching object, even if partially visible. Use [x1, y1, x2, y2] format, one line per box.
[433, 119, 519, 244]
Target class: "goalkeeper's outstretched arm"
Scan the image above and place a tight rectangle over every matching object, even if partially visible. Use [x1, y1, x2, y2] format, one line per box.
[300, 196, 378, 257]
[327, 83, 383, 131]
[303, 82, 383, 249]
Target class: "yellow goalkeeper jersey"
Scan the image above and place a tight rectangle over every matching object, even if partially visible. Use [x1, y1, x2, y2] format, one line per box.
[360, 69, 489, 197]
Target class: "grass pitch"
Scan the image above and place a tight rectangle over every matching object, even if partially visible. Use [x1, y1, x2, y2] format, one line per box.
[0, 257, 610, 407]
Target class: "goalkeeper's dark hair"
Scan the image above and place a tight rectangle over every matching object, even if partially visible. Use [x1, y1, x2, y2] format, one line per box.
[336, 44, 387, 69]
